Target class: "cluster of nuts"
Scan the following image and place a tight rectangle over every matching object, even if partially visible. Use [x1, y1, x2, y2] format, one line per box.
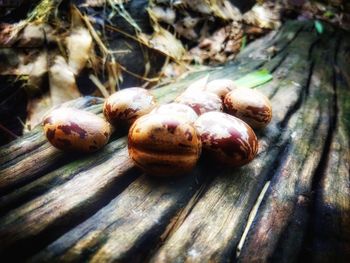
[43, 77, 272, 176]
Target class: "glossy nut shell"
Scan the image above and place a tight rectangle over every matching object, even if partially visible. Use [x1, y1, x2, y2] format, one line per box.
[175, 91, 223, 115]
[194, 111, 258, 166]
[205, 78, 237, 100]
[43, 108, 111, 152]
[128, 114, 202, 176]
[103, 87, 156, 128]
[150, 103, 198, 123]
[224, 88, 272, 129]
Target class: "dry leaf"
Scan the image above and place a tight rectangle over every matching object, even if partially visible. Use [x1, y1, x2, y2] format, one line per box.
[17, 23, 45, 47]
[243, 2, 282, 30]
[189, 21, 242, 64]
[140, 26, 185, 61]
[20, 51, 48, 92]
[149, 6, 176, 25]
[49, 56, 80, 106]
[174, 16, 200, 40]
[24, 93, 52, 132]
[176, 0, 241, 20]
[66, 27, 93, 75]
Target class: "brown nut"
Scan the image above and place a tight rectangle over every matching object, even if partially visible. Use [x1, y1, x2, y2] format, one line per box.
[43, 108, 111, 152]
[128, 114, 202, 176]
[150, 103, 198, 123]
[103, 87, 156, 128]
[205, 78, 237, 100]
[224, 88, 272, 129]
[175, 91, 223, 115]
[194, 111, 258, 166]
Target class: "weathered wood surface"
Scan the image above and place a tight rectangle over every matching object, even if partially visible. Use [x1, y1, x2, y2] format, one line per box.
[0, 21, 349, 262]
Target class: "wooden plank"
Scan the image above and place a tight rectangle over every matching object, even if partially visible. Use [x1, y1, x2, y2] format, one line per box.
[304, 36, 350, 263]
[0, 21, 348, 263]
[237, 29, 341, 263]
[33, 24, 315, 263]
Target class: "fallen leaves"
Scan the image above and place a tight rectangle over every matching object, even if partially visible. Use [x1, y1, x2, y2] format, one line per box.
[189, 21, 243, 65]
[66, 27, 93, 75]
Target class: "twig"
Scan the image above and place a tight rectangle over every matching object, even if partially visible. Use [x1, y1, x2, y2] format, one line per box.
[89, 74, 110, 98]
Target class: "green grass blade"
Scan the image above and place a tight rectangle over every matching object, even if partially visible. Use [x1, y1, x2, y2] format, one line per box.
[314, 20, 324, 34]
[233, 69, 273, 89]
[240, 35, 247, 51]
